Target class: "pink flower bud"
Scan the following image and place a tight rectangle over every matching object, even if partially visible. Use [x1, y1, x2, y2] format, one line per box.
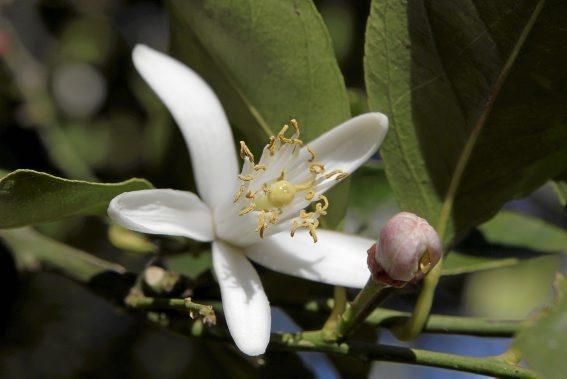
[367, 212, 442, 287]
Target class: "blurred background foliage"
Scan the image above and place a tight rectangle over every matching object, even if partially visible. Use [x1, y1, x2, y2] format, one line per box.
[0, 0, 565, 378]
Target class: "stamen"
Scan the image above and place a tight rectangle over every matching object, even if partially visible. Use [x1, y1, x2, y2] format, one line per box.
[267, 136, 277, 155]
[324, 169, 348, 180]
[240, 141, 255, 164]
[233, 185, 246, 203]
[305, 191, 315, 201]
[235, 118, 348, 243]
[315, 195, 329, 213]
[238, 174, 254, 181]
[290, 119, 300, 136]
[309, 163, 325, 174]
[239, 203, 256, 215]
[307, 146, 316, 162]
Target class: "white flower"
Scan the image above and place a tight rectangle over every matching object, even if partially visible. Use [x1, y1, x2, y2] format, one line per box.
[108, 45, 389, 356]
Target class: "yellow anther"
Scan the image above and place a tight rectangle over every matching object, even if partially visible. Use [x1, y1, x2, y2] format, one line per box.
[256, 211, 267, 238]
[240, 141, 255, 164]
[246, 191, 255, 199]
[233, 185, 246, 203]
[238, 174, 254, 181]
[309, 227, 318, 243]
[307, 146, 316, 162]
[239, 203, 256, 215]
[315, 195, 329, 213]
[305, 191, 315, 201]
[267, 136, 277, 155]
[290, 119, 300, 136]
[309, 163, 325, 174]
[324, 169, 348, 180]
[254, 164, 267, 171]
[262, 183, 271, 194]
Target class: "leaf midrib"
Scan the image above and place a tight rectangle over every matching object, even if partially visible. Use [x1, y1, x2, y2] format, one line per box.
[435, 0, 546, 241]
[170, 2, 274, 139]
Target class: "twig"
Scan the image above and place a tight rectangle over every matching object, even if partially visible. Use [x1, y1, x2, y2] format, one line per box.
[125, 294, 216, 326]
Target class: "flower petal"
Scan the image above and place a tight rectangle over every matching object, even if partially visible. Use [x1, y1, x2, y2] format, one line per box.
[108, 189, 213, 241]
[245, 229, 372, 288]
[132, 45, 238, 207]
[288, 112, 389, 194]
[212, 241, 271, 356]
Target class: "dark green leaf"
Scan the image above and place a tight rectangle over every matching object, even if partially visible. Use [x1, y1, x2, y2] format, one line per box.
[167, 0, 352, 228]
[553, 172, 567, 206]
[514, 274, 567, 378]
[0, 169, 153, 228]
[167, 251, 213, 280]
[168, 0, 350, 148]
[365, 0, 567, 244]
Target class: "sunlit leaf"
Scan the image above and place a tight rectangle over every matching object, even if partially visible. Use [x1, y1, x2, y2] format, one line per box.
[365, 0, 567, 245]
[0, 170, 153, 228]
[168, 0, 350, 147]
[167, 0, 352, 227]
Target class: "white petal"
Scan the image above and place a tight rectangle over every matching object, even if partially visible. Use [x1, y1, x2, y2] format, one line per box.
[212, 241, 271, 356]
[288, 112, 389, 193]
[132, 45, 238, 207]
[245, 229, 372, 288]
[108, 189, 213, 241]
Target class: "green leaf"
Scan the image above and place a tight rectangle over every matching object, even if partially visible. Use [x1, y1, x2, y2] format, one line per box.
[167, 0, 352, 228]
[514, 274, 567, 378]
[552, 172, 567, 206]
[0, 169, 153, 228]
[167, 251, 213, 280]
[167, 0, 350, 148]
[442, 251, 521, 276]
[365, 0, 567, 244]
[479, 211, 567, 253]
[0, 227, 125, 282]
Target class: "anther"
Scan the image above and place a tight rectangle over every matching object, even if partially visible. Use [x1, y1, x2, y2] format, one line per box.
[290, 119, 300, 136]
[240, 141, 255, 164]
[245, 191, 255, 199]
[305, 191, 315, 201]
[324, 169, 348, 180]
[233, 185, 245, 203]
[254, 164, 267, 171]
[309, 163, 325, 174]
[307, 146, 316, 162]
[239, 203, 256, 215]
[238, 174, 254, 181]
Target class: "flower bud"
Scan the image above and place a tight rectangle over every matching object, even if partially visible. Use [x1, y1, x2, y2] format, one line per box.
[367, 212, 442, 287]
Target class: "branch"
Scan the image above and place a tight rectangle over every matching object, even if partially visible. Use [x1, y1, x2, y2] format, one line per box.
[3, 230, 532, 377]
[303, 299, 521, 337]
[125, 294, 216, 326]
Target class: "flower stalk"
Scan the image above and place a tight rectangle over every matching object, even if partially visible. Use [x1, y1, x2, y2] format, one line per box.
[335, 279, 394, 338]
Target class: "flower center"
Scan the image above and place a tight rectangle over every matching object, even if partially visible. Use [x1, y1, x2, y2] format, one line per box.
[232, 119, 347, 242]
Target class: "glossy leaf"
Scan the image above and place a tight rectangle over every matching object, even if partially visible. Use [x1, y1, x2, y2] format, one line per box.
[365, 0, 567, 244]
[0, 170, 153, 228]
[167, 0, 350, 148]
[514, 274, 567, 377]
[167, 0, 352, 227]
